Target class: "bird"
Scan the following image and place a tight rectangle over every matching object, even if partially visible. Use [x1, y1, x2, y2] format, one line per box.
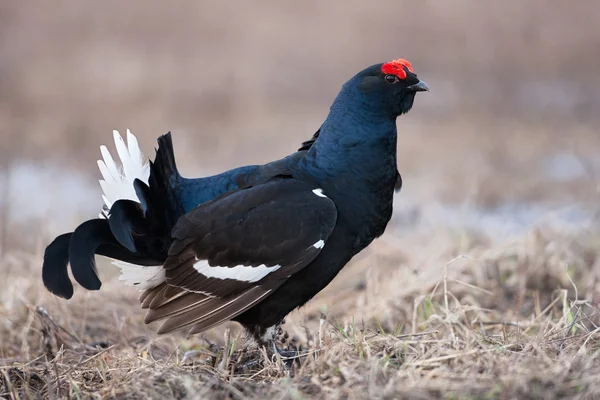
[42, 58, 428, 355]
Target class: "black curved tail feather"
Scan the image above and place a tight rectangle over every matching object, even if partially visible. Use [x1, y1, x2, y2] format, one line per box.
[108, 200, 145, 253]
[42, 233, 74, 299]
[133, 178, 152, 216]
[42, 132, 183, 299]
[68, 219, 120, 291]
[42, 218, 165, 299]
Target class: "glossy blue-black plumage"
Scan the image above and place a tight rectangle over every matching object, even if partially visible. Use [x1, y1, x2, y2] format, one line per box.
[235, 65, 408, 334]
[42, 60, 426, 343]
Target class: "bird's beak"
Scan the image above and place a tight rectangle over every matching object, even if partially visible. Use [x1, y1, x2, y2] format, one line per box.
[407, 80, 429, 92]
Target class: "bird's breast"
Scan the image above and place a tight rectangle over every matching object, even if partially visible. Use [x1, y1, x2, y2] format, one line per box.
[322, 168, 396, 253]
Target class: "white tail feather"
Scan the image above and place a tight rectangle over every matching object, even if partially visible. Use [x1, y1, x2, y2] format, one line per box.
[99, 146, 121, 183]
[98, 129, 150, 218]
[97, 129, 163, 290]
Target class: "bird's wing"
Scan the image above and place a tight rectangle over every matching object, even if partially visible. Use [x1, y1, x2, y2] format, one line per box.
[140, 178, 337, 334]
[298, 127, 321, 151]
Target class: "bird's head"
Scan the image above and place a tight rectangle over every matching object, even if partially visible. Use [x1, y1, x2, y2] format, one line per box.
[349, 58, 428, 118]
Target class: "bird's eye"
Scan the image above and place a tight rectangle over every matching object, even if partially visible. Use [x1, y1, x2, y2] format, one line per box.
[385, 74, 398, 84]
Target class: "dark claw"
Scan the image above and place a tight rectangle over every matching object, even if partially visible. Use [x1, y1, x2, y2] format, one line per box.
[271, 343, 302, 361]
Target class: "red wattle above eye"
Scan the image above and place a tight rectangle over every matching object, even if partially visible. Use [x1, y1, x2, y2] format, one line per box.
[381, 58, 414, 80]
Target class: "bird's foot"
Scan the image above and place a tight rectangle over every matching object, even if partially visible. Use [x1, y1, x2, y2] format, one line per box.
[269, 342, 303, 360]
[264, 341, 307, 370]
[236, 343, 301, 371]
[242, 321, 307, 367]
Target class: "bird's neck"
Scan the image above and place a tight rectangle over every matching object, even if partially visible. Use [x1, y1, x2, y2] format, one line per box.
[298, 86, 399, 250]
[301, 83, 399, 185]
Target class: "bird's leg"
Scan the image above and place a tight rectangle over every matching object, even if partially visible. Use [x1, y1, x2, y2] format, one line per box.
[247, 321, 302, 361]
[271, 322, 298, 359]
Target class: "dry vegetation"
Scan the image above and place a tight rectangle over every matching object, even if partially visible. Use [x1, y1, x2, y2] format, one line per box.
[1, 1, 600, 399]
[2, 227, 600, 399]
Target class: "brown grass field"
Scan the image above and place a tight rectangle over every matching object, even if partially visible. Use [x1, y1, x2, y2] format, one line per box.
[1, 1, 600, 399]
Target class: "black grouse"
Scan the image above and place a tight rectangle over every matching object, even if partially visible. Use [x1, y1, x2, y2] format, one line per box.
[42, 58, 428, 353]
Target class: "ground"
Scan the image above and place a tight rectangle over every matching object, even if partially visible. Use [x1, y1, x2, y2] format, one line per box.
[2, 221, 600, 399]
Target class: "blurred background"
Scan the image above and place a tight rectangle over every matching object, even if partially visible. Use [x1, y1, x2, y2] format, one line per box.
[2, 4, 600, 395]
[0, 0, 599, 268]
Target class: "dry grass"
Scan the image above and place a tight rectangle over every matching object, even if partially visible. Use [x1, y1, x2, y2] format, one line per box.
[2, 224, 600, 399]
